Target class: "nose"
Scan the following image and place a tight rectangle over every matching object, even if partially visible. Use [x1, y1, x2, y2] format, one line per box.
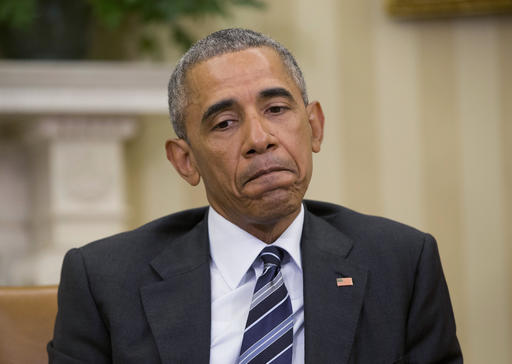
[242, 113, 278, 157]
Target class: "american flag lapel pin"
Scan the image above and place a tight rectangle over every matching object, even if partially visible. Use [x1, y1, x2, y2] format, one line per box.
[336, 277, 353, 287]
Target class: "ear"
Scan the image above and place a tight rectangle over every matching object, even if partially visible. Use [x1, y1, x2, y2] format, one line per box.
[306, 101, 325, 153]
[165, 138, 201, 186]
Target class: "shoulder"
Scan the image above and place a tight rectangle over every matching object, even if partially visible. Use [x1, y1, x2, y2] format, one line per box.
[304, 199, 426, 238]
[303, 199, 433, 262]
[73, 206, 208, 275]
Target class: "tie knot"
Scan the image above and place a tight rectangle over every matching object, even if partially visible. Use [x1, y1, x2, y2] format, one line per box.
[259, 246, 284, 267]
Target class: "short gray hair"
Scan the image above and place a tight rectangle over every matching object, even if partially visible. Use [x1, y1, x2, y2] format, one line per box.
[168, 28, 309, 140]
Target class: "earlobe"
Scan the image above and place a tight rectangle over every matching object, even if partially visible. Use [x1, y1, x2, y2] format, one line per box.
[307, 101, 325, 153]
[165, 139, 201, 186]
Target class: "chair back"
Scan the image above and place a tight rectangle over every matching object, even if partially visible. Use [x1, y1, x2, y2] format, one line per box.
[0, 286, 58, 364]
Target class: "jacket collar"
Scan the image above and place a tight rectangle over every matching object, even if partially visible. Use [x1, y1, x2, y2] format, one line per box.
[140, 213, 211, 363]
[301, 207, 368, 364]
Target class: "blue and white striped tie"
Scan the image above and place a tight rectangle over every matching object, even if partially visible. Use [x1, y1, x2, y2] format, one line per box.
[238, 246, 293, 364]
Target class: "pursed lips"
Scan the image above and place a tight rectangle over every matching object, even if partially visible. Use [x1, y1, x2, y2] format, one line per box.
[243, 166, 292, 185]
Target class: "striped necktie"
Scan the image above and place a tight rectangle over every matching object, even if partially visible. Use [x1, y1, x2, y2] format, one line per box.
[238, 246, 293, 364]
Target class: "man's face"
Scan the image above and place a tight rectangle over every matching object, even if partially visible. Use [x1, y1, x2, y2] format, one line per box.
[167, 47, 324, 232]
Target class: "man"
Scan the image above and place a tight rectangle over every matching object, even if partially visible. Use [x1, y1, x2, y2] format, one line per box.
[48, 28, 462, 363]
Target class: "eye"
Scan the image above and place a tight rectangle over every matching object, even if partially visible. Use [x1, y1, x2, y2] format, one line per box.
[213, 119, 233, 130]
[266, 105, 288, 115]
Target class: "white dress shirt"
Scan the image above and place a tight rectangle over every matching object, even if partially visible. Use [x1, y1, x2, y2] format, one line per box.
[208, 205, 305, 364]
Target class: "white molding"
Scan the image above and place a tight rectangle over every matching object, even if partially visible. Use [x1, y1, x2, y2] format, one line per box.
[22, 115, 137, 141]
[0, 61, 173, 114]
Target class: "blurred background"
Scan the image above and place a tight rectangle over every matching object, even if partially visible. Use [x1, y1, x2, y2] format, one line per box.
[0, 0, 511, 363]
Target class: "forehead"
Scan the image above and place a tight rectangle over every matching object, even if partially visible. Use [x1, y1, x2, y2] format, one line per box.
[183, 47, 298, 105]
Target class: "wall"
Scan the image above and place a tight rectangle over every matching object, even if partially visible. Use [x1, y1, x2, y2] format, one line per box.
[126, 1, 512, 363]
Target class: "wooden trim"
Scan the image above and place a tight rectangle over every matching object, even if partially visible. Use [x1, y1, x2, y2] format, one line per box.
[387, 0, 512, 19]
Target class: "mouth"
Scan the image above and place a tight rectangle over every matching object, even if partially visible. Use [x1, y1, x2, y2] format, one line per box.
[244, 166, 292, 185]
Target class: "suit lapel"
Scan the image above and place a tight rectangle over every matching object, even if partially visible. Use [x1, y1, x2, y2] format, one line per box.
[302, 210, 368, 364]
[140, 216, 211, 364]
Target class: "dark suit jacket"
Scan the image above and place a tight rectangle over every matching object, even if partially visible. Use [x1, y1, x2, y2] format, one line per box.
[48, 200, 462, 363]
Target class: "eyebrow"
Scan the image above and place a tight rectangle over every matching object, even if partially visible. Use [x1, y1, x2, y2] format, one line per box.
[201, 99, 235, 124]
[259, 87, 294, 101]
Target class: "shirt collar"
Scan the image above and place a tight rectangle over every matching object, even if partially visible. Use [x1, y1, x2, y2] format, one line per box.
[208, 204, 304, 290]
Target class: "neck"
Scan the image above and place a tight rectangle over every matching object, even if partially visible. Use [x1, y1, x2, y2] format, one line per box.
[212, 205, 302, 244]
[242, 211, 301, 244]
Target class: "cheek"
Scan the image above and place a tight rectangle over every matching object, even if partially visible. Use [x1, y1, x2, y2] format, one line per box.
[284, 123, 312, 159]
[297, 148, 313, 176]
[288, 115, 312, 141]
[198, 151, 238, 186]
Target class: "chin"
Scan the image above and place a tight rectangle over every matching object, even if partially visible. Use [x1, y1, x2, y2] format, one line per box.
[248, 189, 303, 222]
